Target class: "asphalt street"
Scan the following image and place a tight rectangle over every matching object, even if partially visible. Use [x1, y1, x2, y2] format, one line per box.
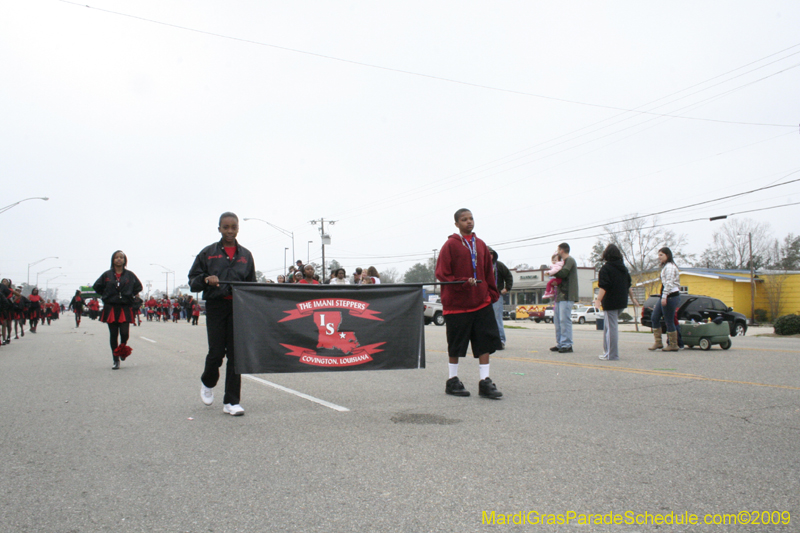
[1, 315, 798, 532]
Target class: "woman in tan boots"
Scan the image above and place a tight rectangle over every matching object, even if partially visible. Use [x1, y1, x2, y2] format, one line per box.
[648, 247, 681, 352]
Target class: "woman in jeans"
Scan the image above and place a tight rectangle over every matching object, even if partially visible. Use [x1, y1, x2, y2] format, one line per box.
[649, 247, 681, 352]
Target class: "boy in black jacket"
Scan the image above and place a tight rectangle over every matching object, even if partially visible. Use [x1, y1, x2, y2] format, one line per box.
[188, 212, 256, 416]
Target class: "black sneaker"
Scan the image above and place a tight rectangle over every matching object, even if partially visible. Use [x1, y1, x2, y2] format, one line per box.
[558, 346, 573, 353]
[549, 346, 560, 352]
[445, 377, 470, 397]
[479, 377, 503, 399]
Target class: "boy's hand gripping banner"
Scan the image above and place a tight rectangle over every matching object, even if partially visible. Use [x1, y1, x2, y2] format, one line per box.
[233, 284, 426, 373]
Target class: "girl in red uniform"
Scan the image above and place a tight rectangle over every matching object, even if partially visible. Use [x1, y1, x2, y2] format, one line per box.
[69, 290, 85, 328]
[44, 299, 53, 325]
[1, 279, 17, 344]
[12, 292, 28, 339]
[27, 287, 42, 333]
[191, 301, 201, 325]
[92, 251, 143, 370]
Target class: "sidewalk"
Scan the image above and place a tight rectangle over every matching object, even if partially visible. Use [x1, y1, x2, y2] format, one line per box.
[503, 318, 774, 334]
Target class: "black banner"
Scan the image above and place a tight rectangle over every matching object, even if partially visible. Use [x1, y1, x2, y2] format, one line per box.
[233, 284, 426, 373]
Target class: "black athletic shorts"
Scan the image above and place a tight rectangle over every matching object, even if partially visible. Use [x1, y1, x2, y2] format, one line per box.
[444, 303, 501, 358]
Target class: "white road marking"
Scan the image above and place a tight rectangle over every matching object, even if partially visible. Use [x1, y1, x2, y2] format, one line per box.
[243, 375, 350, 412]
[140, 337, 157, 343]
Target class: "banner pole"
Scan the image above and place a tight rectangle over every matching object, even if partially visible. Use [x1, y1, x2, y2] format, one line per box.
[224, 281, 479, 287]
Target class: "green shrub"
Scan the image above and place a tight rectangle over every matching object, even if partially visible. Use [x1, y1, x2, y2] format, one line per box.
[754, 308, 768, 323]
[619, 312, 633, 323]
[774, 314, 800, 335]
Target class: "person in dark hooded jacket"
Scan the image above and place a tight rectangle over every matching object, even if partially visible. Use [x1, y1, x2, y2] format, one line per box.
[594, 244, 639, 361]
[595, 244, 639, 361]
[489, 248, 513, 348]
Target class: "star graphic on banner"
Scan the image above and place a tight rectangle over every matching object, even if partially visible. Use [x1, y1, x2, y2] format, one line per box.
[339, 332, 346, 339]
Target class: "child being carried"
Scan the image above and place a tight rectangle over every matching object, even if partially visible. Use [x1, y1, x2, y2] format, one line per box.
[542, 253, 564, 300]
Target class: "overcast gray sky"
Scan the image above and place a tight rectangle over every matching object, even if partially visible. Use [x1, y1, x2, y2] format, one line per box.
[2, 0, 799, 295]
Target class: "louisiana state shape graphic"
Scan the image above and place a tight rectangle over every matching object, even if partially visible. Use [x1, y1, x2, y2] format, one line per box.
[233, 284, 425, 374]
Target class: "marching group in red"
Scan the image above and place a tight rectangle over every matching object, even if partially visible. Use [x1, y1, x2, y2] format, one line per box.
[0, 281, 66, 344]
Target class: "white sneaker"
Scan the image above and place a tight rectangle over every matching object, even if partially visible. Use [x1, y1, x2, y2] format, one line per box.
[223, 404, 245, 416]
[201, 383, 214, 405]
[598, 354, 609, 360]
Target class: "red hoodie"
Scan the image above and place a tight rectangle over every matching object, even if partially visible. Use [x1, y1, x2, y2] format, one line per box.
[435, 232, 499, 314]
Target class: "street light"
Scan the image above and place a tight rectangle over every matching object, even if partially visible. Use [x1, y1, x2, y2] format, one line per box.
[46, 274, 66, 296]
[150, 263, 175, 296]
[243, 218, 295, 266]
[36, 266, 61, 288]
[284, 247, 289, 277]
[309, 218, 336, 281]
[0, 197, 49, 215]
[28, 256, 58, 285]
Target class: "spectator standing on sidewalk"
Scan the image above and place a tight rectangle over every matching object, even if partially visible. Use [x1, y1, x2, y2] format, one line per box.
[648, 247, 682, 352]
[595, 244, 639, 361]
[489, 249, 513, 349]
[550, 243, 578, 354]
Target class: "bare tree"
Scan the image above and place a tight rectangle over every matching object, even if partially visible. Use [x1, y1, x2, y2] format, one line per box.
[381, 267, 400, 284]
[767, 233, 800, 270]
[594, 215, 691, 275]
[697, 218, 773, 270]
[404, 259, 435, 283]
[761, 270, 789, 322]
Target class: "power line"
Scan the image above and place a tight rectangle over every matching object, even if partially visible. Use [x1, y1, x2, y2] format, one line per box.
[57, 0, 798, 128]
[491, 170, 800, 247]
[327, 52, 800, 222]
[492, 200, 800, 254]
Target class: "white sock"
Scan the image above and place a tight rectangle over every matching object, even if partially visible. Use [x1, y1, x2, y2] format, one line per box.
[448, 363, 459, 379]
[479, 363, 490, 381]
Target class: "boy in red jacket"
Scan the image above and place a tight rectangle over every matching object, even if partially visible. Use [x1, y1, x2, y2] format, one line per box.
[435, 208, 503, 399]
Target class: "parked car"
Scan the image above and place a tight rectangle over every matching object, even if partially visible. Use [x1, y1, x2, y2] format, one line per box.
[641, 294, 747, 337]
[423, 301, 445, 326]
[543, 306, 554, 323]
[571, 305, 602, 324]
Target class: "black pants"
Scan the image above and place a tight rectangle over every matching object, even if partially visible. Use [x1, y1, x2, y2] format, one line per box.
[201, 299, 240, 405]
[108, 322, 130, 361]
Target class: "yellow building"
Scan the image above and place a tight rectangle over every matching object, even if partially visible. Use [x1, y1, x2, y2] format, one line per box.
[627, 268, 800, 320]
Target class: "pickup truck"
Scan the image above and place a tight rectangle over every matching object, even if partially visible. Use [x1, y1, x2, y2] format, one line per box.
[571, 305, 602, 324]
[423, 301, 445, 326]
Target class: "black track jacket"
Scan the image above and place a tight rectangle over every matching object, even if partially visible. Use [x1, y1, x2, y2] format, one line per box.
[188, 239, 256, 301]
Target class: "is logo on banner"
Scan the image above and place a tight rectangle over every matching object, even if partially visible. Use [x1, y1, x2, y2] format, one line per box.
[279, 298, 386, 368]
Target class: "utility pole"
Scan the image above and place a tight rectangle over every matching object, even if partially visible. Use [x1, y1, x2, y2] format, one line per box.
[749, 232, 755, 325]
[309, 218, 336, 281]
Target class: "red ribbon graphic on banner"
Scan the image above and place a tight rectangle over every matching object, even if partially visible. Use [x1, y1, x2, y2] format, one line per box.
[280, 343, 386, 367]
[279, 298, 382, 322]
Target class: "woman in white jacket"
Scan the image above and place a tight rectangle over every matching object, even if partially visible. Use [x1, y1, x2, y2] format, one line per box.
[649, 247, 681, 352]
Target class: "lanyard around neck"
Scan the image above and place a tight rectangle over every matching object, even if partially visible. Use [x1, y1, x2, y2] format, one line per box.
[461, 234, 477, 279]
